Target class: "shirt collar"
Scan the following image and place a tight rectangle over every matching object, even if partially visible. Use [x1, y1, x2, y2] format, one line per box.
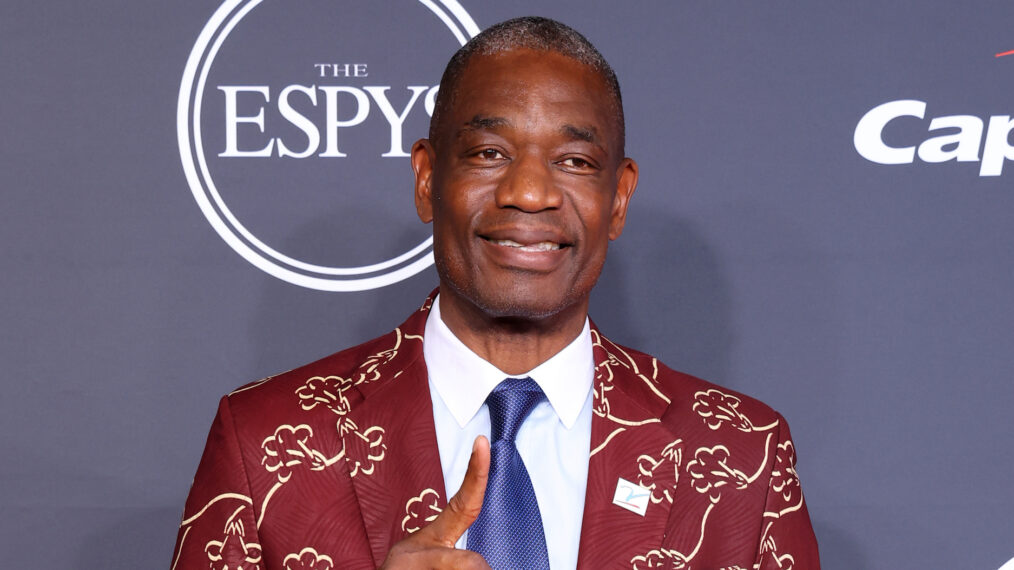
[423, 294, 594, 429]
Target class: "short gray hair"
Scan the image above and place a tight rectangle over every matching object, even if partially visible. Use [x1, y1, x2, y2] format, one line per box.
[429, 16, 625, 153]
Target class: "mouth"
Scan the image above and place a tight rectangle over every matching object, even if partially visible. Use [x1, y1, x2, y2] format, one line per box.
[478, 230, 571, 272]
[485, 238, 564, 252]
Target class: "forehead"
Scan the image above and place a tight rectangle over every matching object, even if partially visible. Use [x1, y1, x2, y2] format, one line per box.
[444, 49, 621, 148]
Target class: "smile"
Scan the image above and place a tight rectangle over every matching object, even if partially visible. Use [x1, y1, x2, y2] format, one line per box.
[488, 239, 563, 252]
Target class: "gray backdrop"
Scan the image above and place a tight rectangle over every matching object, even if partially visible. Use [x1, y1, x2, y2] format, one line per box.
[3, 1, 1013, 568]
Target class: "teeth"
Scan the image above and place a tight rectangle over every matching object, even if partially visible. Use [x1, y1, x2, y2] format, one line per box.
[491, 239, 561, 252]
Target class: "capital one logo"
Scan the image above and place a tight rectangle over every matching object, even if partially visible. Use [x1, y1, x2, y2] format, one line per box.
[854, 100, 1014, 176]
[853, 51, 1014, 177]
[178, 0, 479, 291]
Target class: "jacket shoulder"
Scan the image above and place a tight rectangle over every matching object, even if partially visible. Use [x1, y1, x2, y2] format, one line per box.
[602, 336, 783, 434]
[225, 325, 423, 414]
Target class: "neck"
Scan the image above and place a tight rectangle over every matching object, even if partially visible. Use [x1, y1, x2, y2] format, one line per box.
[437, 291, 589, 376]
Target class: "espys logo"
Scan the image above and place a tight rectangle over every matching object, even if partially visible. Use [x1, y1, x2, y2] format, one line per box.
[853, 49, 1014, 177]
[178, 0, 479, 291]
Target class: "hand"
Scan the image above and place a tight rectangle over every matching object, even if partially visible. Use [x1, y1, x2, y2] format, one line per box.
[380, 436, 492, 569]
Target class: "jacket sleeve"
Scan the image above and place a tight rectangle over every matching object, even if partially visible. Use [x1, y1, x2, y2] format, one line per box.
[754, 413, 821, 570]
[170, 396, 264, 570]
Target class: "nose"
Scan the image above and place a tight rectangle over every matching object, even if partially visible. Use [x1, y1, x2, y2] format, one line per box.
[494, 152, 562, 212]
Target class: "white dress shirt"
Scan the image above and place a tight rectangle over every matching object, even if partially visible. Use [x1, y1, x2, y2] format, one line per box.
[423, 294, 594, 569]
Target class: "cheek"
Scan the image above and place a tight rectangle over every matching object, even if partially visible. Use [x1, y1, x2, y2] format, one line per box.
[576, 193, 619, 241]
[431, 194, 482, 261]
[570, 196, 616, 281]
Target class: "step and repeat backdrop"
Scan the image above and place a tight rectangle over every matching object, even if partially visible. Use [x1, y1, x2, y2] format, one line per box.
[3, 1, 1013, 567]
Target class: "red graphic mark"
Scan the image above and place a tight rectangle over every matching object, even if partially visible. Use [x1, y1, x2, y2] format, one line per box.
[996, 49, 1014, 58]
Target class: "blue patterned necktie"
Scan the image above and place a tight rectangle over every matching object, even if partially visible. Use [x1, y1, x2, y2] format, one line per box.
[467, 377, 551, 569]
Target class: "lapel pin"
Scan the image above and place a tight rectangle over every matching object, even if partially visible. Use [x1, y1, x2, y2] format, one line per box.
[612, 477, 651, 516]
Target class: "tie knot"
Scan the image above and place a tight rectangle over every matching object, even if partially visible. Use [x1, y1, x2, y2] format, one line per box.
[486, 377, 545, 442]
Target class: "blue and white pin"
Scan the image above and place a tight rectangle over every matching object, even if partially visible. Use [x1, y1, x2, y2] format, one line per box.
[612, 477, 651, 516]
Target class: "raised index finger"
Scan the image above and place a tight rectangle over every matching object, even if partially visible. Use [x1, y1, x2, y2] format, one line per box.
[426, 435, 490, 547]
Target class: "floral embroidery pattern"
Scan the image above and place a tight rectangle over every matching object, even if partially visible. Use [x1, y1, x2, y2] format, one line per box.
[771, 441, 799, 503]
[630, 548, 689, 569]
[692, 389, 754, 432]
[593, 376, 615, 418]
[205, 506, 262, 570]
[353, 328, 419, 385]
[258, 424, 345, 528]
[759, 522, 796, 569]
[283, 547, 334, 570]
[261, 425, 331, 481]
[401, 489, 442, 533]
[295, 375, 359, 433]
[353, 346, 399, 385]
[636, 439, 684, 504]
[589, 330, 664, 432]
[344, 425, 386, 477]
[686, 445, 749, 500]
[296, 376, 352, 414]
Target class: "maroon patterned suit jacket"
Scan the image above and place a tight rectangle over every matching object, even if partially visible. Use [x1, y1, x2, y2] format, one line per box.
[172, 294, 819, 569]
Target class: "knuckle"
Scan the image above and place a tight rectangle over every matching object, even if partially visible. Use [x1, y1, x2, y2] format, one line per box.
[447, 494, 481, 519]
[462, 551, 490, 569]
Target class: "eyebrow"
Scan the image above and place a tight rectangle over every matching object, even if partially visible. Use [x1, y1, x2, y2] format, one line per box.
[561, 124, 608, 155]
[457, 115, 512, 136]
[561, 124, 598, 143]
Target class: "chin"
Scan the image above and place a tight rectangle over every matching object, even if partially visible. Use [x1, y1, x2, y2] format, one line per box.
[476, 294, 567, 321]
[459, 277, 591, 322]
[435, 250, 601, 323]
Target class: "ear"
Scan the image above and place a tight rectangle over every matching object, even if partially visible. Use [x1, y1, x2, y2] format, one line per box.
[411, 138, 436, 223]
[608, 157, 638, 240]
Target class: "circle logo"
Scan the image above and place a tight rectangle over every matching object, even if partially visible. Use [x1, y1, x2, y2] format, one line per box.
[178, 0, 479, 291]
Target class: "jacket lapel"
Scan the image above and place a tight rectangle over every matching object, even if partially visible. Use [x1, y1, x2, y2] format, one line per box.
[342, 297, 448, 567]
[578, 328, 684, 569]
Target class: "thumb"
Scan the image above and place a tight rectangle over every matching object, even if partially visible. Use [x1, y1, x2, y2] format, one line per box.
[426, 435, 490, 547]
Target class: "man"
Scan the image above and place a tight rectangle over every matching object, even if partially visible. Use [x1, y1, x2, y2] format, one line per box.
[172, 16, 820, 570]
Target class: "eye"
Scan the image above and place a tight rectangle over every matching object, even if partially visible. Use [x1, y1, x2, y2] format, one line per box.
[558, 156, 596, 170]
[474, 148, 506, 160]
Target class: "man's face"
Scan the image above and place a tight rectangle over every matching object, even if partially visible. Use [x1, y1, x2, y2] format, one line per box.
[412, 48, 637, 321]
